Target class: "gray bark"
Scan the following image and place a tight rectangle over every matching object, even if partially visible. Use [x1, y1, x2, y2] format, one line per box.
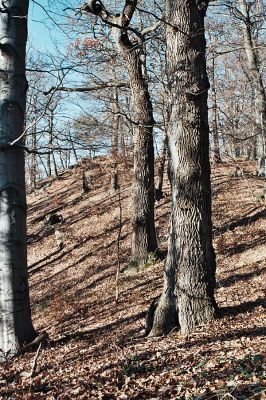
[238, 0, 266, 177]
[148, 0, 217, 336]
[0, 0, 36, 360]
[155, 130, 168, 201]
[83, 1, 158, 267]
[110, 58, 120, 157]
[210, 55, 221, 162]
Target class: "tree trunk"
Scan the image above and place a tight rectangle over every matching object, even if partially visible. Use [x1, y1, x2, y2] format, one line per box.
[0, 0, 36, 359]
[31, 122, 38, 189]
[210, 55, 221, 162]
[148, 0, 217, 336]
[127, 49, 157, 266]
[238, 0, 266, 177]
[155, 130, 168, 201]
[110, 59, 120, 157]
[82, 1, 158, 268]
[112, 28, 158, 267]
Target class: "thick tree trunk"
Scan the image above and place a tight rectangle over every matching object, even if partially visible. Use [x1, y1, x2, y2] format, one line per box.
[148, 0, 217, 336]
[238, 0, 266, 177]
[0, 0, 36, 359]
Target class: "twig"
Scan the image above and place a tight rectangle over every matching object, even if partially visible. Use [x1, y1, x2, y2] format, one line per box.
[29, 342, 42, 378]
[19, 342, 42, 379]
[18, 332, 48, 354]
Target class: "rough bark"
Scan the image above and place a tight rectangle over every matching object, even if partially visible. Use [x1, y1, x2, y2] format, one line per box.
[83, 1, 158, 267]
[110, 59, 120, 157]
[121, 47, 157, 266]
[238, 0, 266, 177]
[0, 0, 36, 360]
[31, 121, 38, 189]
[155, 130, 168, 201]
[149, 0, 217, 336]
[210, 55, 221, 163]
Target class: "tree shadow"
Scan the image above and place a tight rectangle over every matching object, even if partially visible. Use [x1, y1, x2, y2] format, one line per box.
[217, 266, 266, 288]
[29, 247, 63, 273]
[219, 297, 265, 317]
[49, 311, 146, 347]
[220, 235, 266, 256]
[214, 207, 266, 235]
[29, 220, 129, 277]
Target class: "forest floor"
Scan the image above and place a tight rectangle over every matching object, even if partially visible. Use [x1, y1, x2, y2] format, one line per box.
[0, 157, 265, 400]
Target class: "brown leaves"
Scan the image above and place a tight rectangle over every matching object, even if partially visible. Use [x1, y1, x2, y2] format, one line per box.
[0, 158, 265, 399]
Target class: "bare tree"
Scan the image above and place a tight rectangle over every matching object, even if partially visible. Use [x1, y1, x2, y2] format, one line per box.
[237, 0, 266, 176]
[148, 0, 217, 336]
[0, 0, 36, 359]
[82, 0, 159, 268]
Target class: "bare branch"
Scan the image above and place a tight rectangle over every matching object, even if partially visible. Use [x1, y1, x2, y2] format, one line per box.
[44, 81, 129, 96]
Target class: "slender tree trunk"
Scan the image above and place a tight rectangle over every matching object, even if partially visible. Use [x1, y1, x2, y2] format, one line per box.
[238, 0, 266, 177]
[48, 111, 58, 177]
[148, 0, 217, 336]
[83, 1, 158, 267]
[0, 0, 36, 359]
[111, 26, 158, 266]
[31, 122, 38, 189]
[155, 130, 168, 201]
[47, 126, 52, 177]
[123, 47, 158, 266]
[110, 59, 120, 157]
[210, 55, 221, 162]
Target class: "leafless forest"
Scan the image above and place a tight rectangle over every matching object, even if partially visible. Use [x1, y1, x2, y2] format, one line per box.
[0, 1, 265, 399]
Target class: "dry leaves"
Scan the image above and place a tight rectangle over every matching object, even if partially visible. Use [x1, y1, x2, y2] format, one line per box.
[0, 158, 265, 399]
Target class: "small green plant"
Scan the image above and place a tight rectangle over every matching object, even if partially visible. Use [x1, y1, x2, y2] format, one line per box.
[122, 354, 146, 376]
[123, 252, 160, 275]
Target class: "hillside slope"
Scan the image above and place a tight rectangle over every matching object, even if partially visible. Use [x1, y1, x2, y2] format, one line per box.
[0, 158, 265, 399]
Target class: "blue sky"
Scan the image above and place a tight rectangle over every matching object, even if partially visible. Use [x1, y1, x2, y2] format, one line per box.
[28, 1, 68, 53]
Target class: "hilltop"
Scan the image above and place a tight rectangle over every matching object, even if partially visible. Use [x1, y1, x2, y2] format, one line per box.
[0, 157, 265, 399]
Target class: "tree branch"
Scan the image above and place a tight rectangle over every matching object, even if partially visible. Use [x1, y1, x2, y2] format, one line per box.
[44, 81, 129, 96]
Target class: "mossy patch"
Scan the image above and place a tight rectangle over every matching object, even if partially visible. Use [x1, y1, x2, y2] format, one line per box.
[122, 252, 160, 276]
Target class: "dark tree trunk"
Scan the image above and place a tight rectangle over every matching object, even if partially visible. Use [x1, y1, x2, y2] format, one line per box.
[148, 0, 217, 336]
[155, 131, 168, 201]
[210, 56, 221, 163]
[31, 122, 37, 189]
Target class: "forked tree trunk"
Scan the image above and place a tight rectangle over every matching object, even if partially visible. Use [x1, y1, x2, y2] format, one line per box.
[83, 1, 158, 268]
[148, 0, 217, 336]
[0, 0, 36, 360]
